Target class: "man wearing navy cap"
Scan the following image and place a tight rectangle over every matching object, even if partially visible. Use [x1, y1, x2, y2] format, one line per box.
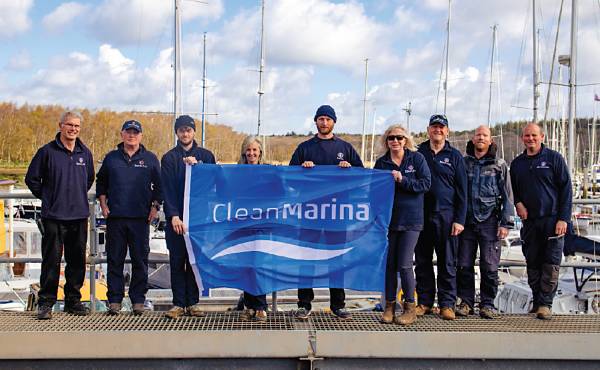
[26, 111, 95, 319]
[289, 105, 363, 320]
[415, 114, 467, 320]
[161, 115, 216, 319]
[96, 120, 162, 315]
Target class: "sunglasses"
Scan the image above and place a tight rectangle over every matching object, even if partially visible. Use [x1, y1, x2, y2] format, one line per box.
[387, 135, 406, 142]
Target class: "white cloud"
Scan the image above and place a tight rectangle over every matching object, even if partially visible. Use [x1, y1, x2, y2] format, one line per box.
[88, 0, 223, 45]
[0, 0, 33, 38]
[6, 50, 32, 71]
[42, 2, 90, 34]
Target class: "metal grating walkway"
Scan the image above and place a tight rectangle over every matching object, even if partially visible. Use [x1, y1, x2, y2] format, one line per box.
[1, 311, 600, 360]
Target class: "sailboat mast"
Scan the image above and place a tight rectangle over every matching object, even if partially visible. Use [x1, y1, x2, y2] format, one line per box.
[487, 24, 497, 126]
[360, 58, 369, 161]
[201, 32, 207, 147]
[444, 0, 451, 115]
[174, 0, 182, 146]
[256, 0, 265, 136]
[532, 0, 539, 124]
[567, 0, 578, 173]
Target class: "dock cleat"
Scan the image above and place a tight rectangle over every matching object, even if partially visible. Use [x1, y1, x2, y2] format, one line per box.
[187, 304, 206, 317]
[64, 302, 90, 316]
[165, 306, 185, 319]
[107, 303, 122, 316]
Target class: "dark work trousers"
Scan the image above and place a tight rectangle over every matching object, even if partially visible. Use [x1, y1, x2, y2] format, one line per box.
[243, 291, 268, 311]
[298, 288, 345, 312]
[38, 218, 88, 308]
[385, 230, 420, 303]
[105, 218, 149, 305]
[457, 215, 501, 309]
[165, 224, 199, 308]
[414, 210, 458, 308]
[520, 217, 563, 308]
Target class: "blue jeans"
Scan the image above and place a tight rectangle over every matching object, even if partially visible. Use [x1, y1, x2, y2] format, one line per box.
[385, 230, 420, 303]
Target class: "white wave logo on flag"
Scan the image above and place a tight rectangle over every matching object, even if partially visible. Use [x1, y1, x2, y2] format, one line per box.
[210, 239, 353, 261]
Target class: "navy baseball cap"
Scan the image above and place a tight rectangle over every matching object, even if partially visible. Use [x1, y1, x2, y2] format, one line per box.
[429, 114, 448, 127]
[122, 120, 142, 132]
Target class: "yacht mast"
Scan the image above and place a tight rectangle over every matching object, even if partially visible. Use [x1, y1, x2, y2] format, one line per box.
[567, 0, 578, 173]
[532, 0, 539, 124]
[256, 0, 265, 136]
[360, 58, 369, 160]
[443, 0, 451, 114]
[201, 32, 207, 147]
[487, 24, 497, 126]
[174, 0, 182, 145]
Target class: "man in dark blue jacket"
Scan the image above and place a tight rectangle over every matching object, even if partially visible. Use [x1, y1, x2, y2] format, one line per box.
[456, 125, 514, 319]
[25, 111, 95, 320]
[161, 115, 216, 319]
[415, 114, 467, 320]
[96, 120, 161, 316]
[289, 105, 363, 321]
[510, 123, 572, 320]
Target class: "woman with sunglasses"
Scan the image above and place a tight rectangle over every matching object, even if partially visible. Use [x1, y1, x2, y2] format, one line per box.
[236, 135, 269, 322]
[374, 125, 431, 325]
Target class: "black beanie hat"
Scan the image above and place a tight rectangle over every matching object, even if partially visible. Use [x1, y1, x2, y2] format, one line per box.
[174, 115, 196, 132]
[314, 105, 337, 123]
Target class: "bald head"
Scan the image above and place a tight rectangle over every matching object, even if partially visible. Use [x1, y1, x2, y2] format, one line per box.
[471, 125, 492, 158]
[521, 122, 545, 155]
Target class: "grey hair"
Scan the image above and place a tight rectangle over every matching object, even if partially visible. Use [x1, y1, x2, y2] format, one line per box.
[521, 122, 545, 136]
[59, 110, 83, 124]
[238, 135, 263, 164]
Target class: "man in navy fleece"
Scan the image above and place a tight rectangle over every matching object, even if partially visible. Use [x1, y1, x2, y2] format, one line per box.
[289, 105, 363, 321]
[25, 111, 95, 320]
[96, 120, 162, 316]
[415, 114, 467, 321]
[510, 122, 572, 320]
[161, 115, 216, 319]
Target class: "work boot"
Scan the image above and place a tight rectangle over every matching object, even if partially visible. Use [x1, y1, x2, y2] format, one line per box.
[380, 301, 396, 324]
[415, 304, 432, 316]
[455, 302, 473, 317]
[294, 307, 311, 321]
[395, 302, 417, 326]
[239, 308, 256, 321]
[107, 303, 122, 316]
[536, 306, 552, 320]
[132, 303, 145, 316]
[165, 306, 185, 319]
[439, 307, 456, 321]
[332, 308, 352, 320]
[528, 304, 539, 314]
[255, 310, 267, 322]
[187, 304, 206, 317]
[479, 306, 497, 319]
[37, 305, 53, 320]
[64, 302, 90, 316]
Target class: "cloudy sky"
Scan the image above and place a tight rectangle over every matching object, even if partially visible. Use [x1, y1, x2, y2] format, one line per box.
[1, 0, 600, 135]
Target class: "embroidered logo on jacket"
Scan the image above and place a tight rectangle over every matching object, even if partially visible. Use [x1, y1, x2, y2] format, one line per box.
[405, 165, 416, 173]
[336, 152, 345, 161]
[439, 157, 452, 167]
[75, 157, 86, 166]
[134, 159, 148, 168]
[536, 161, 550, 169]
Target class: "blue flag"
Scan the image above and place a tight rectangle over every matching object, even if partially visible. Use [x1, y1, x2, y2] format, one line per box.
[184, 165, 393, 295]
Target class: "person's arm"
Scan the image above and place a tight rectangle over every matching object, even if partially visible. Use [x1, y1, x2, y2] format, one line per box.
[289, 146, 302, 166]
[86, 151, 95, 191]
[25, 148, 46, 199]
[95, 158, 109, 218]
[555, 154, 572, 235]
[397, 154, 431, 194]
[499, 161, 515, 229]
[453, 153, 468, 226]
[161, 154, 178, 220]
[347, 145, 364, 168]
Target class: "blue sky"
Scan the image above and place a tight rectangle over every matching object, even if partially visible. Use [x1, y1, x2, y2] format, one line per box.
[1, 0, 600, 136]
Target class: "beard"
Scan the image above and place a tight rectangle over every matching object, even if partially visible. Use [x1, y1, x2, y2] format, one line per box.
[317, 125, 333, 136]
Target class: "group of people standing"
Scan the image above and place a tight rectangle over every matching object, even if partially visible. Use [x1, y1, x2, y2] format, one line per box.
[24, 105, 571, 324]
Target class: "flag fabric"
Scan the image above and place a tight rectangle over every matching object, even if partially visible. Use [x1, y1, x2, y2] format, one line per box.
[183, 164, 394, 295]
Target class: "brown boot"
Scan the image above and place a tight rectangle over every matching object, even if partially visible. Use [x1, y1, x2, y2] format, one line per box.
[536, 306, 552, 320]
[380, 301, 395, 324]
[440, 307, 456, 320]
[415, 304, 432, 316]
[395, 302, 417, 326]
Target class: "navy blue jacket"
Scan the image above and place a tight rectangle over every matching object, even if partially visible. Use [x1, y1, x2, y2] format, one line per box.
[289, 135, 363, 167]
[417, 140, 468, 225]
[96, 143, 162, 218]
[25, 134, 95, 220]
[464, 141, 514, 228]
[374, 149, 431, 231]
[161, 140, 216, 220]
[510, 144, 572, 222]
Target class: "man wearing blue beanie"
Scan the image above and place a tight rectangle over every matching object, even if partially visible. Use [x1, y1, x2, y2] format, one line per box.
[289, 105, 363, 321]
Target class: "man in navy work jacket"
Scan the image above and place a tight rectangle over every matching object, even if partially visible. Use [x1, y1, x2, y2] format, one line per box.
[25, 111, 95, 320]
[510, 122, 572, 320]
[456, 125, 514, 319]
[415, 114, 467, 320]
[96, 120, 162, 316]
[289, 104, 363, 321]
[161, 115, 216, 319]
